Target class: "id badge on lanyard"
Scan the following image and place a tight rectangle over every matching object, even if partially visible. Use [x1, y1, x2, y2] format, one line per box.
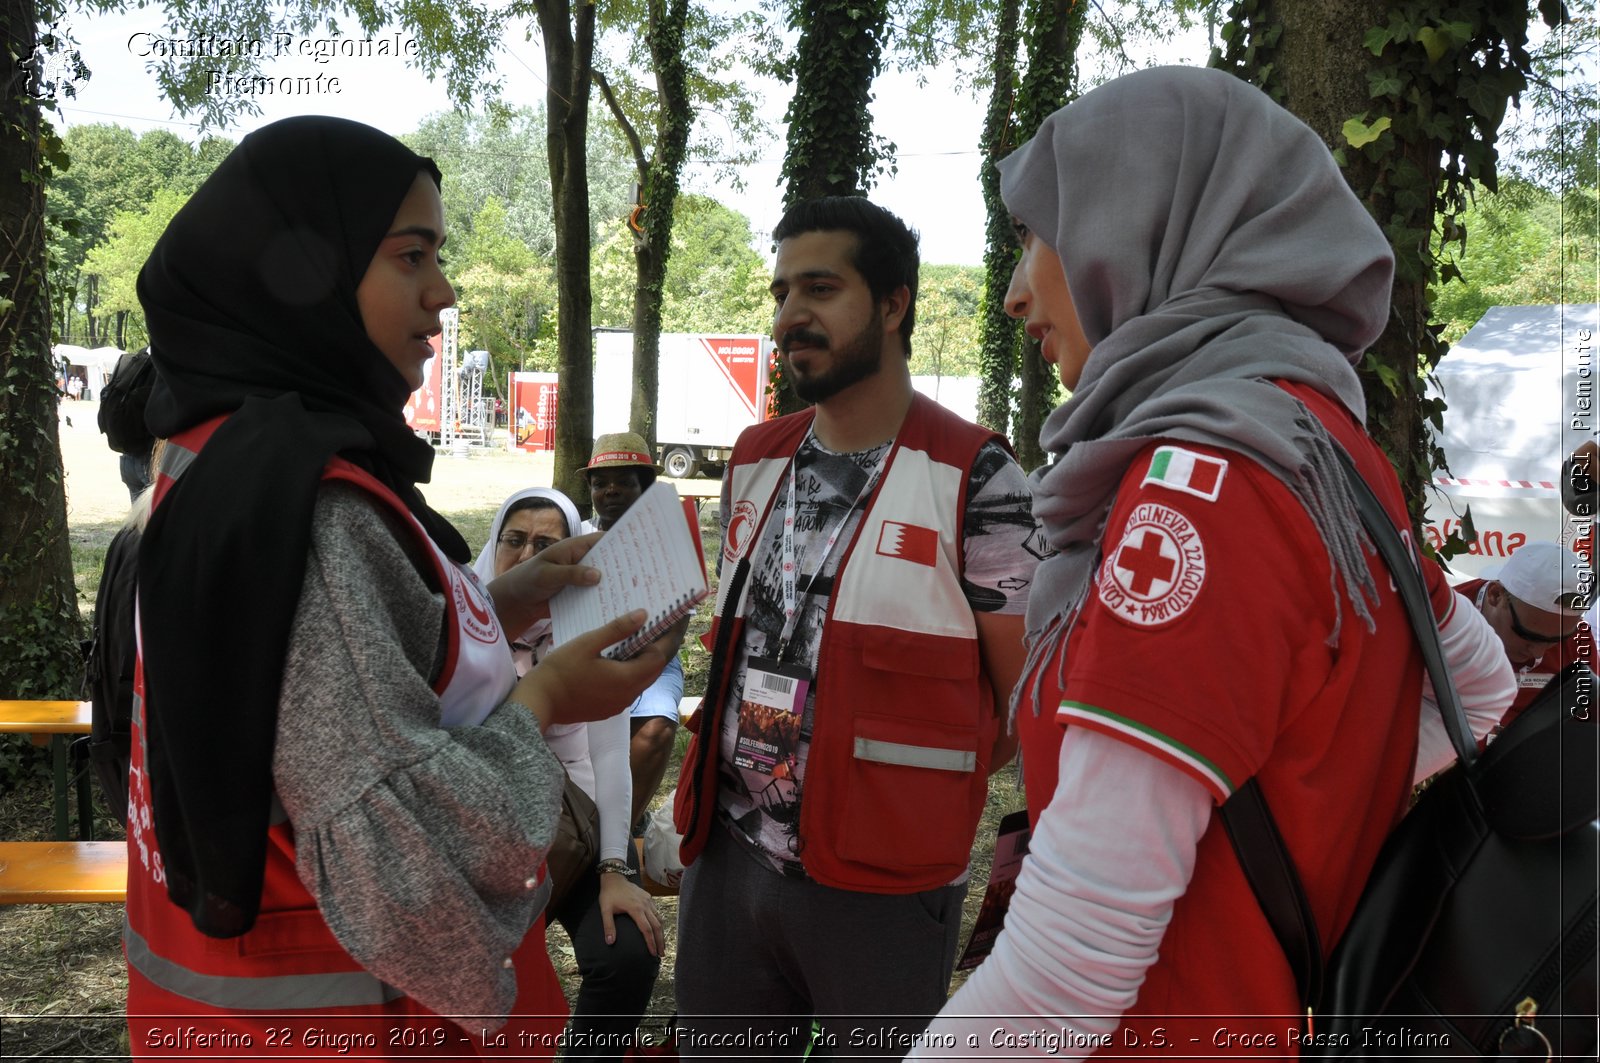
[730, 437, 887, 778]
[732, 658, 812, 778]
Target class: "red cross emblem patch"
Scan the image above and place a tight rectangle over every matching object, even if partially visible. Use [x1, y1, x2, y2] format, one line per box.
[1098, 502, 1207, 627]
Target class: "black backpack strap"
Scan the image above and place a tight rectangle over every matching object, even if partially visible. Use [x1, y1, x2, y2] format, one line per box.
[1219, 778, 1323, 1009]
[1220, 445, 1478, 1013]
[1328, 447, 1477, 767]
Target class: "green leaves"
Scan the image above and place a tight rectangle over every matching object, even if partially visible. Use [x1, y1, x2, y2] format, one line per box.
[1417, 22, 1472, 64]
[779, 0, 892, 207]
[1219, 0, 1551, 520]
[1343, 114, 1392, 148]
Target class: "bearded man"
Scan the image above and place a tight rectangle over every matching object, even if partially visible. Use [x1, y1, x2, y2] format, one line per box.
[672, 197, 1043, 1057]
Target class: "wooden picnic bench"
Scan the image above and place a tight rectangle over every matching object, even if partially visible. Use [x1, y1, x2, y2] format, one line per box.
[0, 700, 95, 840]
[0, 841, 126, 904]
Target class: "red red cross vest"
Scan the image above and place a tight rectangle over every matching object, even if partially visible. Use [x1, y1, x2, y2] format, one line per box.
[674, 394, 1007, 893]
[124, 416, 564, 1058]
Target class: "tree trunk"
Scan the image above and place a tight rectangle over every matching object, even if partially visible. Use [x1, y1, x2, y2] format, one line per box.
[976, 0, 1024, 437]
[85, 273, 98, 346]
[1008, 0, 1084, 472]
[1272, 0, 1430, 511]
[628, 236, 665, 446]
[625, 0, 693, 452]
[0, 0, 85, 700]
[779, 0, 890, 205]
[57, 270, 75, 344]
[534, 0, 598, 514]
[770, 0, 892, 417]
[1269, 0, 1473, 522]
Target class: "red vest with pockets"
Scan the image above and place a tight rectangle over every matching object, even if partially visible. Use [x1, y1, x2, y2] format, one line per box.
[124, 415, 564, 1059]
[675, 394, 1005, 893]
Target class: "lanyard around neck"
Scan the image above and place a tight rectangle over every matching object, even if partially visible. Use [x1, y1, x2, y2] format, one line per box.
[777, 434, 889, 660]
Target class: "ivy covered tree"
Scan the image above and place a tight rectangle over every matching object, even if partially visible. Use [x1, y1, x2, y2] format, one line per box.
[975, 0, 1025, 438]
[1, 0, 81, 707]
[591, 0, 766, 448]
[973, 0, 1084, 471]
[590, 193, 772, 336]
[758, 0, 896, 415]
[1009, 1, 1086, 472]
[777, 0, 895, 206]
[1212, 0, 1569, 520]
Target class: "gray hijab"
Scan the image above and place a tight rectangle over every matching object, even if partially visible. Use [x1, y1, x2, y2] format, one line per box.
[999, 67, 1396, 710]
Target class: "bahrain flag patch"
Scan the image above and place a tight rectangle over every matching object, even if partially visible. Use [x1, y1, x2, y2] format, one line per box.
[876, 521, 938, 567]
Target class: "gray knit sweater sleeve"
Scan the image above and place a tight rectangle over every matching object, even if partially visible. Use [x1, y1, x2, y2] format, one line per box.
[272, 481, 563, 1024]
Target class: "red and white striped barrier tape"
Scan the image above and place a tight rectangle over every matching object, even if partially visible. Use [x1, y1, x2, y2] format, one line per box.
[1433, 476, 1558, 490]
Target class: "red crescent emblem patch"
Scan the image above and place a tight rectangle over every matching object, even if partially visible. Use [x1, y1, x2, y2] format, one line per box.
[724, 499, 758, 564]
[451, 567, 502, 645]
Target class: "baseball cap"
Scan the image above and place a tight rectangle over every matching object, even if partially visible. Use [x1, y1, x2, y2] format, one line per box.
[1497, 541, 1593, 618]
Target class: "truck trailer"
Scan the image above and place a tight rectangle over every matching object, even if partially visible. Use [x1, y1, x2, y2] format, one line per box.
[592, 328, 775, 478]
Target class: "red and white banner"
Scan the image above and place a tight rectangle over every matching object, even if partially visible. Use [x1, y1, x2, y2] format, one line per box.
[402, 334, 444, 433]
[509, 372, 559, 452]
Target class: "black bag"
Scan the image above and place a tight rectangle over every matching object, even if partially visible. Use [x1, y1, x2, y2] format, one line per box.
[96, 347, 156, 456]
[82, 521, 142, 826]
[1222, 449, 1598, 1058]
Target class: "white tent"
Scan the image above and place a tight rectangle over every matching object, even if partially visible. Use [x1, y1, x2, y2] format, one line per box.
[1423, 303, 1596, 581]
[52, 342, 91, 365]
[54, 344, 126, 399]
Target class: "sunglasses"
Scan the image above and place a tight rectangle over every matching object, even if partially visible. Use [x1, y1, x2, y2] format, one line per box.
[1504, 596, 1572, 647]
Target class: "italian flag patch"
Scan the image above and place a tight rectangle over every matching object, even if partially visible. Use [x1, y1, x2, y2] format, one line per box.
[1142, 446, 1228, 502]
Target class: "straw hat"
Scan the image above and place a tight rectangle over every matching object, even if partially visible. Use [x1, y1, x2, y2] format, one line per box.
[579, 431, 662, 474]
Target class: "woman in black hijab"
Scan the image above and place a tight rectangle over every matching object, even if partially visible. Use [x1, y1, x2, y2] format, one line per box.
[125, 116, 678, 1052]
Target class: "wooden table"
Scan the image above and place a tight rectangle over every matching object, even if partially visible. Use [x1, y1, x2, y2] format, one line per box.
[0, 700, 95, 840]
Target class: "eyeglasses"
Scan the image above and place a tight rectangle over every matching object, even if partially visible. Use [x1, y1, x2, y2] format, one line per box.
[1504, 596, 1572, 647]
[497, 533, 559, 554]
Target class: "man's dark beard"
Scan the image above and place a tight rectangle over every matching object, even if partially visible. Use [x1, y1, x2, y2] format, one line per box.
[785, 308, 884, 404]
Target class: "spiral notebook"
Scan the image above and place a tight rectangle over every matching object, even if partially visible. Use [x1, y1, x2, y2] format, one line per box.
[549, 481, 709, 661]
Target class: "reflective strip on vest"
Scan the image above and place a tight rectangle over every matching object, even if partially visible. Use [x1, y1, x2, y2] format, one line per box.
[124, 922, 403, 1010]
[160, 439, 198, 482]
[853, 737, 976, 773]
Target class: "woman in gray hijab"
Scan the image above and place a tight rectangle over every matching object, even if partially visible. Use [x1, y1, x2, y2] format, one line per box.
[909, 67, 1512, 1057]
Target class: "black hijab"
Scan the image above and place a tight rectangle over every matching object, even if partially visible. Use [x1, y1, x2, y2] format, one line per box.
[137, 116, 469, 937]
